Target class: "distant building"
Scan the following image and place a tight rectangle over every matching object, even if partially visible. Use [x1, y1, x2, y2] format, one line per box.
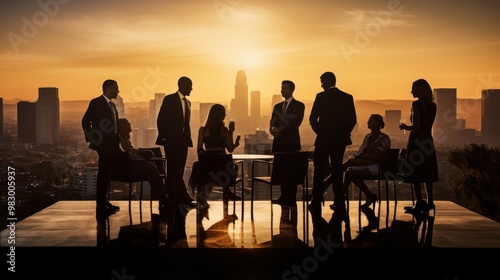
[481, 89, 500, 144]
[250, 90, 261, 131]
[434, 88, 457, 148]
[143, 127, 157, 148]
[70, 168, 97, 200]
[17, 101, 37, 142]
[244, 130, 272, 154]
[132, 127, 144, 148]
[36, 87, 60, 144]
[231, 70, 250, 134]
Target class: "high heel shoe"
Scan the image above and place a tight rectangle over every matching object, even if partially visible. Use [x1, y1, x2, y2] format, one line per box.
[223, 189, 241, 201]
[405, 200, 428, 216]
[361, 206, 378, 233]
[361, 193, 378, 209]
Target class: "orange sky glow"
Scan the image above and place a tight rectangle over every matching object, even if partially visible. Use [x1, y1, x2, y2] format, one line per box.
[1, 0, 500, 107]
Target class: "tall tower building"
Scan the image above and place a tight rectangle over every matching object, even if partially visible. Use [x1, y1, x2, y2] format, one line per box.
[434, 88, 457, 147]
[481, 89, 500, 144]
[232, 70, 250, 133]
[17, 101, 37, 142]
[250, 90, 261, 131]
[36, 87, 60, 144]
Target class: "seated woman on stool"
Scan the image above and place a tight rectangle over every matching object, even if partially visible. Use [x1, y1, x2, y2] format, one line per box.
[331, 114, 391, 231]
[191, 104, 241, 209]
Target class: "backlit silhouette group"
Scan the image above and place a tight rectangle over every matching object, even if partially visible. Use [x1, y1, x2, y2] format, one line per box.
[82, 72, 438, 245]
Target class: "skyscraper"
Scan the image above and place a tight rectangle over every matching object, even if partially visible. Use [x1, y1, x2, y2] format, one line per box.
[17, 101, 37, 142]
[36, 87, 60, 144]
[232, 70, 250, 133]
[250, 90, 261, 131]
[481, 89, 500, 144]
[434, 88, 457, 147]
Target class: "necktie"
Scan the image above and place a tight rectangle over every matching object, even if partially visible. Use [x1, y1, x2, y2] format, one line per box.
[183, 97, 190, 132]
[109, 101, 118, 132]
[282, 101, 288, 114]
[281, 101, 288, 122]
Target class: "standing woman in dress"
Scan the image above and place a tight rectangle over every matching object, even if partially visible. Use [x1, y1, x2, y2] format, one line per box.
[399, 79, 439, 215]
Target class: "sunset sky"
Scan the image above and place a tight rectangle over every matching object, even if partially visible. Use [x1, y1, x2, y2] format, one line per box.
[1, 0, 500, 106]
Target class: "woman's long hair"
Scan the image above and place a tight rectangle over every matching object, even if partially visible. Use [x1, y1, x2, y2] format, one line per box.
[204, 104, 226, 137]
[413, 79, 434, 102]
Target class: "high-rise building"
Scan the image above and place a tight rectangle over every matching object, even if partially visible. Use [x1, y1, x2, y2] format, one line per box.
[36, 87, 60, 144]
[250, 90, 261, 131]
[434, 88, 457, 147]
[17, 101, 37, 142]
[70, 168, 98, 199]
[132, 128, 144, 148]
[232, 70, 250, 133]
[481, 89, 500, 144]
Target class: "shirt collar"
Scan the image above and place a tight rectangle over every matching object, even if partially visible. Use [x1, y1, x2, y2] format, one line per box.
[284, 97, 294, 103]
[103, 95, 112, 103]
[177, 91, 186, 99]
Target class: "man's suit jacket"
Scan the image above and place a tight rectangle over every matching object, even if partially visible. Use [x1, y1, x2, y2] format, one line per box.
[156, 92, 193, 148]
[81, 95, 129, 163]
[270, 98, 305, 153]
[309, 87, 357, 148]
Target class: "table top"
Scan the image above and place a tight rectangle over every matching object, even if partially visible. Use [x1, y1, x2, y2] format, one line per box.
[232, 154, 273, 160]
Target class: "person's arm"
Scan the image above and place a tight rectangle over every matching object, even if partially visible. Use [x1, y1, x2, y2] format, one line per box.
[197, 126, 205, 153]
[289, 101, 305, 130]
[269, 104, 280, 137]
[400, 102, 420, 132]
[223, 126, 240, 153]
[347, 95, 357, 133]
[309, 95, 320, 134]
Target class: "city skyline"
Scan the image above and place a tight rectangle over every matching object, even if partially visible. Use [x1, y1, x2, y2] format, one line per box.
[1, 0, 500, 103]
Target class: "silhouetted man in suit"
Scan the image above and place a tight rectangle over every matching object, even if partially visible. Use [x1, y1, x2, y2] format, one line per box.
[309, 72, 357, 216]
[156, 76, 196, 208]
[269, 80, 305, 206]
[82, 79, 129, 217]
